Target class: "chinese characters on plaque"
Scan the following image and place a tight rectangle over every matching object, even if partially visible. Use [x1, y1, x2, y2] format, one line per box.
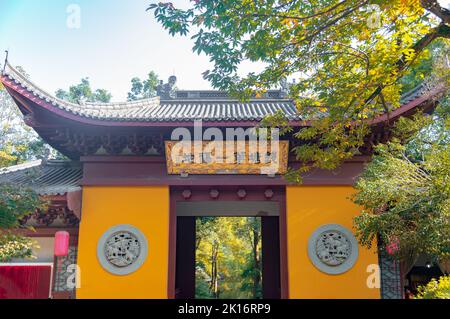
[165, 141, 289, 175]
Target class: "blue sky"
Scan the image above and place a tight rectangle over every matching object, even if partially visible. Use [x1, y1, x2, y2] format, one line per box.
[0, 0, 216, 101]
[1, 1, 449, 101]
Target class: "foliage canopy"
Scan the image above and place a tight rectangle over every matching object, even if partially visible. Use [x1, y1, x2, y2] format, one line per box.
[0, 68, 53, 167]
[127, 71, 160, 101]
[353, 101, 450, 261]
[149, 0, 450, 179]
[1, 69, 49, 261]
[56, 78, 112, 103]
[196, 217, 262, 299]
[0, 183, 45, 262]
[415, 275, 450, 299]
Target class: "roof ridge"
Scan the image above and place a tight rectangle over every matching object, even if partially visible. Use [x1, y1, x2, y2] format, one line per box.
[3, 62, 431, 105]
[0, 159, 82, 196]
[2, 62, 160, 112]
[0, 159, 42, 175]
[84, 96, 160, 107]
[160, 98, 293, 103]
[1, 62, 440, 124]
[45, 159, 81, 167]
[3, 62, 84, 108]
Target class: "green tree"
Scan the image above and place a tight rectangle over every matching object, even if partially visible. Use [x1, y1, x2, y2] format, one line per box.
[195, 217, 262, 299]
[0, 69, 56, 166]
[399, 40, 448, 93]
[127, 71, 160, 101]
[56, 78, 112, 103]
[352, 101, 449, 262]
[237, 217, 262, 299]
[352, 34, 449, 264]
[415, 275, 450, 299]
[0, 183, 45, 262]
[0, 69, 50, 261]
[149, 0, 450, 180]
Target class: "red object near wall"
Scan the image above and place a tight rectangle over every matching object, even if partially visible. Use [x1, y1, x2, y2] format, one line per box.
[54, 231, 70, 257]
[0, 264, 52, 299]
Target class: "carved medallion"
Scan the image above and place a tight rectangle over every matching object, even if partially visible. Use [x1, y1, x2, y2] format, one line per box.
[104, 231, 141, 267]
[316, 230, 351, 266]
[308, 224, 358, 275]
[97, 225, 148, 275]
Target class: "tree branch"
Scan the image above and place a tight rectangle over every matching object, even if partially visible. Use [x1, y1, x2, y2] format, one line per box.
[365, 23, 450, 106]
[421, 0, 450, 24]
[246, 0, 349, 22]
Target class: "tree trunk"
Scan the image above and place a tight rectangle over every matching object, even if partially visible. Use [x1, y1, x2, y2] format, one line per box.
[421, 0, 450, 24]
[252, 220, 261, 299]
[209, 242, 219, 298]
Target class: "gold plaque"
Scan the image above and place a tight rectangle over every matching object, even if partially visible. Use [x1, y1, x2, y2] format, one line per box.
[165, 141, 289, 175]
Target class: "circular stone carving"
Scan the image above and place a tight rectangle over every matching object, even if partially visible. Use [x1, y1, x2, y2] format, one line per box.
[97, 225, 148, 275]
[307, 224, 358, 275]
[104, 231, 141, 267]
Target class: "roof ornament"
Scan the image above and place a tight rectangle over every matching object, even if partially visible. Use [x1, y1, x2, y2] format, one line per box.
[78, 96, 87, 106]
[279, 77, 294, 98]
[2, 50, 9, 75]
[156, 75, 177, 99]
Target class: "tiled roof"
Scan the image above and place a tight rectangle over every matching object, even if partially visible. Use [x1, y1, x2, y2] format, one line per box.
[0, 160, 82, 196]
[1, 62, 438, 124]
[399, 83, 435, 105]
[1, 62, 300, 122]
[0, 160, 43, 174]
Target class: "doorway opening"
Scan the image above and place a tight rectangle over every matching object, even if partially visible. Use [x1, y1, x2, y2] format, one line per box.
[195, 216, 262, 299]
[174, 201, 281, 299]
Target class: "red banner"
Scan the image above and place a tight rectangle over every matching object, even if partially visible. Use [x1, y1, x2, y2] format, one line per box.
[0, 264, 52, 299]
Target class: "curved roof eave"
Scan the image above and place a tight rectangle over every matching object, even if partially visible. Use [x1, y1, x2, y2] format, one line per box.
[1, 62, 442, 128]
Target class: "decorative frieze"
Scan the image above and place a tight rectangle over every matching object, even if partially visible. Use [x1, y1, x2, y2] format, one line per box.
[174, 187, 283, 202]
[19, 207, 79, 227]
[48, 129, 165, 157]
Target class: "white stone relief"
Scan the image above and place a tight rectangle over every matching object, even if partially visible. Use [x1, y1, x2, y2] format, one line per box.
[104, 231, 141, 267]
[97, 225, 148, 275]
[316, 230, 351, 266]
[308, 224, 358, 275]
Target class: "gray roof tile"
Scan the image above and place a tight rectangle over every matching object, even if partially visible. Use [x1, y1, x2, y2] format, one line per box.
[2, 63, 436, 124]
[0, 160, 82, 196]
[2, 63, 300, 122]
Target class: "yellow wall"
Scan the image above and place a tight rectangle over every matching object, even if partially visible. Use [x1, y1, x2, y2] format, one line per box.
[76, 186, 169, 299]
[76, 184, 377, 299]
[286, 186, 380, 299]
